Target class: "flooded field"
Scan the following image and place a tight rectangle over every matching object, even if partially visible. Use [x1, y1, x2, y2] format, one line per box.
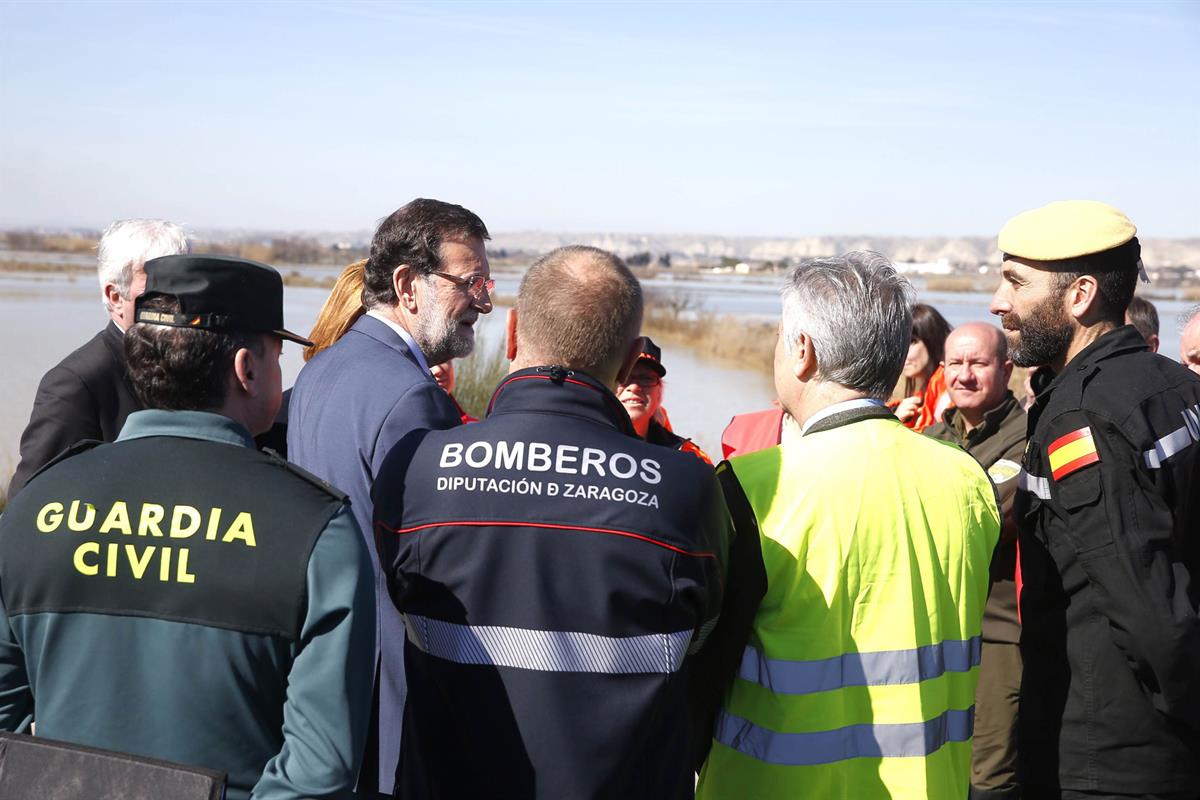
[2, 263, 1191, 483]
[0, 272, 775, 476]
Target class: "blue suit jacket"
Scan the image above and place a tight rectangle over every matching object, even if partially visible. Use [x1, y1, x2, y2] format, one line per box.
[288, 314, 460, 795]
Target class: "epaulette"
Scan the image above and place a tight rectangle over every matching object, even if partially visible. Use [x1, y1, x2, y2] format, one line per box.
[24, 439, 104, 486]
[261, 447, 350, 504]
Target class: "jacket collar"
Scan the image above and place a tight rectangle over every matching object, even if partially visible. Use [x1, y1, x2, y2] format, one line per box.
[117, 409, 255, 449]
[487, 366, 638, 437]
[803, 398, 895, 436]
[942, 391, 1022, 444]
[351, 313, 429, 373]
[1039, 324, 1148, 408]
[102, 320, 126, 361]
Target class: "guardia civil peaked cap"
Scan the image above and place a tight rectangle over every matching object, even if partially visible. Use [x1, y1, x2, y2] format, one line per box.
[999, 200, 1137, 262]
[136, 254, 313, 346]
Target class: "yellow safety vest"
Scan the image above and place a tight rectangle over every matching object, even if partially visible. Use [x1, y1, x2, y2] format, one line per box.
[697, 416, 999, 799]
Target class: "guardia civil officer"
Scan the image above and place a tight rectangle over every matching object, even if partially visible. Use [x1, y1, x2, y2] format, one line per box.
[990, 201, 1200, 799]
[373, 245, 732, 799]
[0, 255, 375, 800]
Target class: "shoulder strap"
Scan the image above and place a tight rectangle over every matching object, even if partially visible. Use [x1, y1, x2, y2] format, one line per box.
[261, 448, 349, 504]
[24, 439, 105, 487]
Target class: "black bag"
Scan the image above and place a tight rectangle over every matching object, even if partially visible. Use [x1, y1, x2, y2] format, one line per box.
[0, 732, 226, 800]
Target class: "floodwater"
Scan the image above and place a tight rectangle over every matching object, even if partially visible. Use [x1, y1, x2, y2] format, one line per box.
[1, 266, 1192, 481]
[0, 272, 775, 477]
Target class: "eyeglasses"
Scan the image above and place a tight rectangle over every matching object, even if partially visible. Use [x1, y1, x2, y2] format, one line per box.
[624, 372, 662, 388]
[429, 270, 495, 300]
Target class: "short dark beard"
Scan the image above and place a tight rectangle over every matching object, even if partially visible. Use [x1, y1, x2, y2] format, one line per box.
[413, 303, 476, 366]
[1003, 293, 1072, 368]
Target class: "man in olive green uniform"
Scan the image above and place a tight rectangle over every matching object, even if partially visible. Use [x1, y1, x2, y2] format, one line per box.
[926, 322, 1026, 800]
[0, 255, 375, 800]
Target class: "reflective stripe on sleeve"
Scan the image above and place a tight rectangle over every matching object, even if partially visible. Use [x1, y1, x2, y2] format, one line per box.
[1143, 424, 1195, 469]
[714, 707, 975, 766]
[1018, 468, 1051, 499]
[737, 636, 981, 696]
[405, 614, 692, 674]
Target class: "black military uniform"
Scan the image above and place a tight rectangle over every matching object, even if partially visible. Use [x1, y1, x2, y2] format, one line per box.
[995, 200, 1200, 799]
[1018, 325, 1200, 796]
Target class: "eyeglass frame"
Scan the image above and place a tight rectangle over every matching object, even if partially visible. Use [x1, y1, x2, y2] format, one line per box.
[623, 369, 663, 389]
[428, 270, 495, 300]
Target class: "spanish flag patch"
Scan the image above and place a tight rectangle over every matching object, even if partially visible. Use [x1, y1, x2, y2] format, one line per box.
[1048, 427, 1101, 480]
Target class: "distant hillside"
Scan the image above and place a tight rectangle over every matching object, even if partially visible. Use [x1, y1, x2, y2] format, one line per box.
[6, 227, 1198, 269]
[487, 232, 1200, 268]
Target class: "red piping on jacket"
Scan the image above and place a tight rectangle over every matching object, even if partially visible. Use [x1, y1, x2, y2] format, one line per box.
[486, 374, 603, 416]
[377, 518, 717, 560]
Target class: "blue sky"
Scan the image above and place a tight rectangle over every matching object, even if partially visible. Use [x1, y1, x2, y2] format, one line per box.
[1, 1, 1197, 237]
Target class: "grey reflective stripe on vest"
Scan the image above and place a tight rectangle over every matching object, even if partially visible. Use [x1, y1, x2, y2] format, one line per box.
[738, 636, 981, 695]
[1018, 468, 1051, 499]
[405, 614, 692, 674]
[715, 707, 975, 766]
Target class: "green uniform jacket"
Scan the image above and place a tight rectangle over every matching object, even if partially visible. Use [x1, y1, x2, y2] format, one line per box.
[0, 411, 376, 800]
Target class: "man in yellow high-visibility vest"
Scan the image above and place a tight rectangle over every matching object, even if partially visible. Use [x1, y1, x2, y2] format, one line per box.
[697, 251, 1000, 799]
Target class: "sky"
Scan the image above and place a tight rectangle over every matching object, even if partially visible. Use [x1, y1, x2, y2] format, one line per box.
[1, 1, 1197, 238]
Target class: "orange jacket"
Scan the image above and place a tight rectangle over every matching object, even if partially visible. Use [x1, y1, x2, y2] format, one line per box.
[888, 365, 951, 433]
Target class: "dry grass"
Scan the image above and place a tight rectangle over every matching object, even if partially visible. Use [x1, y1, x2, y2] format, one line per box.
[451, 336, 511, 419]
[642, 289, 775, 375]
[280, 270, 337, 289]
[0, 260, 92, 274]
[924, 276, 988, 293]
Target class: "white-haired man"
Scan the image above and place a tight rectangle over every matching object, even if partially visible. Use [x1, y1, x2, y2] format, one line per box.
[8, 219, 189, 498]
[1180, 305, 1200, 375]
[697, 252, 1000, 799]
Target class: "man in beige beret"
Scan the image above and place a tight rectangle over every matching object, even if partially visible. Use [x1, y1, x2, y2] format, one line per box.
[990, 200, 1200, 800]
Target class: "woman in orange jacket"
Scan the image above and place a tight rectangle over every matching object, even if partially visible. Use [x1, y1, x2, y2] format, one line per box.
[890, 303, 953, 432]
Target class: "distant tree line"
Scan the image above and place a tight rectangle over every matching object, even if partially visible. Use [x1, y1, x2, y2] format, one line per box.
[199, 238, 368, 266]
[2, 232, 368, 266]
[625, 252, 671, 268]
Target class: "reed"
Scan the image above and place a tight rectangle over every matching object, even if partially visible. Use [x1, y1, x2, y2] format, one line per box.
[924, 276, 987, 293]
[451, 336, 511, 419]
[642, 289, 775, 375]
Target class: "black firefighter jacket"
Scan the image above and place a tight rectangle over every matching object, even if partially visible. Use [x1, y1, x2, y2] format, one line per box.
[373, 366, 733, 800]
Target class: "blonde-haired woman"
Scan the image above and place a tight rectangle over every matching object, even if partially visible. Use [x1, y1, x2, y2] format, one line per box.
[305, 260, 368, 361]
[257, 261, 366, 454]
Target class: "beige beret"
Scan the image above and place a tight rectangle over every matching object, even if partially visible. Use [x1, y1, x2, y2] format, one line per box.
[999, 200, 1137, 261]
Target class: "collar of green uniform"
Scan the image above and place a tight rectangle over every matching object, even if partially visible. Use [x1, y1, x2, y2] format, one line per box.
[944, 391, 1020, 441]
[117, 409, 256, 449]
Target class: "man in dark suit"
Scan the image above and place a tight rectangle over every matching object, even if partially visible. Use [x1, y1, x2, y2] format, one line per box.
[7, 219, 189, 499]
[287, 198, 493, 797]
